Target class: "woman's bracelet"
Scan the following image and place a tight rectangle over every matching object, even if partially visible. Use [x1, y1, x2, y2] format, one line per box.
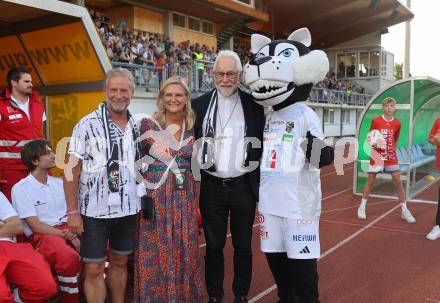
[66, 209, 81, 216]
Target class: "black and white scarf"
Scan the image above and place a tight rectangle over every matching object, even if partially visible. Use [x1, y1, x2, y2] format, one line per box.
[99, 103, 144, 205]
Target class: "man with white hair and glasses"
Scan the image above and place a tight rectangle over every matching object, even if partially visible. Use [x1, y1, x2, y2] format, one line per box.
[192, 50, 265, 303]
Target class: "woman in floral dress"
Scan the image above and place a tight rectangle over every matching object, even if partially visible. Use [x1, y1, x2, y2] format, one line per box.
[133, 76, 204, 303]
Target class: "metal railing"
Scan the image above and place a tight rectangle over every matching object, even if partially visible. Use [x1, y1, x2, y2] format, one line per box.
[112, 61, 372, 106]
[309, 87, 372, 106]
[112, 59, 214, 93]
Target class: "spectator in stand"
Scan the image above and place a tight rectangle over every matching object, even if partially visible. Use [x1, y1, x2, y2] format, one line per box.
[141, 43, 156, 92]
[193, 44, 204, 90]
[116, 18, 126, 30]
[155, 51, 167, 87]
[141, 31, 148, 42]
[106, 41, 114, 60]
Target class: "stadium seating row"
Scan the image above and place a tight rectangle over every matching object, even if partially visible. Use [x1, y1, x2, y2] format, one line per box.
[397, 143, 436, 173]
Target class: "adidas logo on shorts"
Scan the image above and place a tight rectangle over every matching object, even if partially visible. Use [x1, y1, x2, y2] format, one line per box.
[299, 246, 310, 254]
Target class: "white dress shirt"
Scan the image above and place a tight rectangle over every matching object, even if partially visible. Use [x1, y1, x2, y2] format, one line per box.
[202, 91, 246, 178]
[7, 95, 47, 122]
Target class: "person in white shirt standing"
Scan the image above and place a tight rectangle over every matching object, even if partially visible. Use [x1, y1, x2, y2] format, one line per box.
[65, 68, 143, 303]
[192, 50, 265, 303]
[0, 191, 57, 303]
[12, 139, 80, 303]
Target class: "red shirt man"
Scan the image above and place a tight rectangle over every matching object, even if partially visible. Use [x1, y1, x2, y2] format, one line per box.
[0, 67, 45, 201]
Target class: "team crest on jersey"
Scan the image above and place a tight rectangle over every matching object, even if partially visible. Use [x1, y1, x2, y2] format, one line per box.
[285, 122, 294, 132]
[244, 28, 329, 107]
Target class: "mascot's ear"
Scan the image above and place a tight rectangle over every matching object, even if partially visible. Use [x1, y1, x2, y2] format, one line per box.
[251, 34, 271, 54]
[287, 28, 311, 47]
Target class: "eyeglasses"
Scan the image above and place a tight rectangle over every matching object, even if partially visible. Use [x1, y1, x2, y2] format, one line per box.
[214, 71, 239, 80]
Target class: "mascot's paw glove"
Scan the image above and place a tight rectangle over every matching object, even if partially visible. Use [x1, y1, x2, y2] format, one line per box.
[301, 131, 334, 169]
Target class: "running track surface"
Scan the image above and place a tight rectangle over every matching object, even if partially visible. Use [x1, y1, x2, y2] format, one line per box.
[197, 163, 440, 303]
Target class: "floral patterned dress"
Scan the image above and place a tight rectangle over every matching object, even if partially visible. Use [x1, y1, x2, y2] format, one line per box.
[133, 118, 204, 303]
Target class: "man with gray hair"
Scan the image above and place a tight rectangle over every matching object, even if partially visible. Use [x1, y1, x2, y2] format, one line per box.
[192, 50, 265, 303]
[64, 68, 143, 303]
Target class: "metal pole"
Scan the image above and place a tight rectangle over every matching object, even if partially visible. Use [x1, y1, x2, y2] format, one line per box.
[403, 0, 411, 78]
[406, 78, 414, 200]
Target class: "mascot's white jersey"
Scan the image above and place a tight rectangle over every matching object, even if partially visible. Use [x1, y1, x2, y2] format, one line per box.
[259, 102, 324, 219]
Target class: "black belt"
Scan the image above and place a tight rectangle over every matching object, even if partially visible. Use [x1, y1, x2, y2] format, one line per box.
[201, 170, 248, 187]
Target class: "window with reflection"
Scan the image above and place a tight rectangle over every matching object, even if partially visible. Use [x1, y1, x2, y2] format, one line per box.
[380, 51, 387, 77]
[323, 109, 335, 123]
[337, 53, 356, 78]
[359, 52, 369, 77]
[202, 21, 213, 35]
[369, 51, 380, 77]
[342, 110, 351, 123]
[188, 17, 200, 31]
[172, 13, 185, 28]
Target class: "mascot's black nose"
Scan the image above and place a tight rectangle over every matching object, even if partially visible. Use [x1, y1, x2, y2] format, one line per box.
[249, 56, 271, 66]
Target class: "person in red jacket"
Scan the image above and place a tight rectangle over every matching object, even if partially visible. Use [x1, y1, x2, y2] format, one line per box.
[0, 67, 46, 201]
[357, 97, 416, 223]
[426, 118, 440, 240]
[0, 191, 57, 303]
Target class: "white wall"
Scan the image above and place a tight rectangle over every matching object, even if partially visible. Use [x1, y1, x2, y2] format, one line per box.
[331, 32, 381, 49]
[323, 109, 340, 137]
[128, 96, 156, 121]
[341, 110, 357, 136]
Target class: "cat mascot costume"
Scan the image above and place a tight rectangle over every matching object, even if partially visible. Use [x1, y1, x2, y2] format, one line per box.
[244, 28, 334, 303]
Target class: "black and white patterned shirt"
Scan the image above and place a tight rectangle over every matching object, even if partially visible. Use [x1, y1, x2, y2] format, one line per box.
[68, 103, 141, 218]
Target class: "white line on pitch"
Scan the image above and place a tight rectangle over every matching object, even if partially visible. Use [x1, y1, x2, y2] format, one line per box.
[248, 285, 278, 303]
[322, 199, 395, 213]
[321, 187, 352, 201]
[409, 198, 438, 204]
[249, 203, 400, 303]
[321, 204, 399, 257]
[321, 219, 426, 236]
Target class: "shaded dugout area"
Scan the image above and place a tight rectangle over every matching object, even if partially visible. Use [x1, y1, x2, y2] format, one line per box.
[354, 77, 440, 201]
[0, 0, 112, 175]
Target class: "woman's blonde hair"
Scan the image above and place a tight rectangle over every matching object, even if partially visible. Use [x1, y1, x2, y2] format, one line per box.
[153, 76, 195, 129]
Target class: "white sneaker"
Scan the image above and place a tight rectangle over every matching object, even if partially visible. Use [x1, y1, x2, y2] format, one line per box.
[13, 288, 23, 303]
[401, 209, 416, 223]
[426, 225, 440, 240]
[357, 206, 366, 220]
